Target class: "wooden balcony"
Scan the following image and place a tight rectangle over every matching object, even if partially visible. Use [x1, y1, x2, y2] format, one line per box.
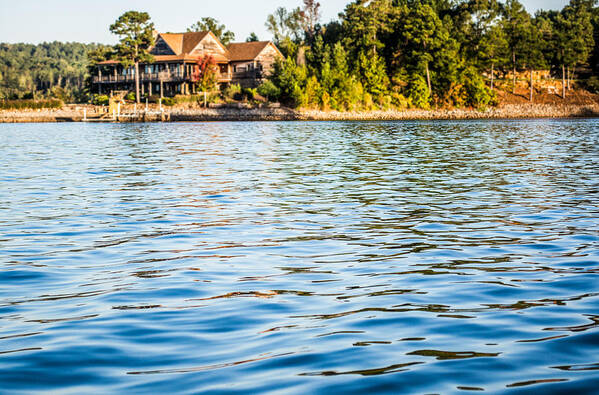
[231, 70, 264, 81]
[94, 70, 236, 84]
[93, 71, 187, 84]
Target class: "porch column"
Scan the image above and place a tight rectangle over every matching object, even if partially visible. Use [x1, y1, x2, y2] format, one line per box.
[160, 80, 163, 99]
[149, 81, 152, 96]
[141, 81, 145, 96]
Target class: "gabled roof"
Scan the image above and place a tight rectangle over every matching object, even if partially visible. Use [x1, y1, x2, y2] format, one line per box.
[158, 33, 183, 55]
[155, 31, 221, 56]
[97, 33, 282, 65]
[183, 31, 212, 54]
[227, 41, 280, 61]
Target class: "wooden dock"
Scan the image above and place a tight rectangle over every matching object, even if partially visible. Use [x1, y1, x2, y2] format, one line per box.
[82, 110, 170, 123]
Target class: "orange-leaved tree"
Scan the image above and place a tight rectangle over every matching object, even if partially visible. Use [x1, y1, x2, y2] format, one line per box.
[192, 55, 218, 92]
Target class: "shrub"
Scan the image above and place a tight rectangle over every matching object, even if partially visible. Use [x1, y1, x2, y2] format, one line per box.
[406, 74, 431, 109]
[91, 94, 109, 106]
[91, 95, 110, 106]
[125, 92, 136, 101]
[585, 76, 599, 93]
[242, 87, 257, 100]
[0, 99, 63, 110]
[257, 81, 281, 101]
[270, 57, 309, 107]
[173, 95, 199, 104]
[161, 97, 175, 106]
[224, 84, 242, 100]
[391, 91, 410, 109]
[50, 86, 72, 103]
[461, 68, 496, 108]
[142, 95, 160, 104]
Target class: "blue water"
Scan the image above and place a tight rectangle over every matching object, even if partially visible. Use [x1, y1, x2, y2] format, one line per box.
[1, 120, 598, 394]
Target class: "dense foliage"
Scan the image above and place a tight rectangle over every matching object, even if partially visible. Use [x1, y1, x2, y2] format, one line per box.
[0, 98, 63, 110]
[262, 0, 599, 109]
[188, 17, 236, 45]
[0, 42, 103, 101]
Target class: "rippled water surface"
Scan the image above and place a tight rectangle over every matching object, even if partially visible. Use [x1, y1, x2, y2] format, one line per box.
[1, 120, 599, 394]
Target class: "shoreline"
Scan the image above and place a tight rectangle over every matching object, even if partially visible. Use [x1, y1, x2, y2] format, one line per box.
[1, 103, 599, 123]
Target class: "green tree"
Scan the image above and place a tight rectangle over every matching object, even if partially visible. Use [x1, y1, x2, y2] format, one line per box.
[300, 0, 322, 42]
[358, 51, 390, 99]
[406, 74, 431, 109]
[479, 24, 509, 89]
[0, 42, 99, 100]
[188, 17, 235, 45]
[401, 2, 444, 95]
[110, 11, 155, 103]
[246, 32, 259, 42]
[266, 7, 304, 46]
[269, 57, 308, 107]
[521, 16, 550, 101]
[555, 0, 595, 96]
[502, 0, 532, 94]
[341, 0, 396, 60]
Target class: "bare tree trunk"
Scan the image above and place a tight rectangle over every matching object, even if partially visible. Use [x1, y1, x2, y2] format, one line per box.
[491, 63, 494, 90]
[529, 68, 533, 102]
[135, 62, 141, 104]
[567, 66, 571, 90]
[426, 63, 431, 95]
[562, 64, 566, 99]
[512, 51, 516, 94]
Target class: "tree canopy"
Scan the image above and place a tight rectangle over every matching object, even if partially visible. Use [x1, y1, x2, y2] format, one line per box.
[262, 0, 599, 109]
[110, 11, 155, 103]
[188, 17, 235, 45]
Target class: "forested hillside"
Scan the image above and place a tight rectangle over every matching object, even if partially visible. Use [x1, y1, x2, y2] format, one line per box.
[262, 0, 599, 110]
[0, 42, 104, 101]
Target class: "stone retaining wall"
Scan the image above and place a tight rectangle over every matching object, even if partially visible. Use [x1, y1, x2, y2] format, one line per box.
[2, 104, 598, 123]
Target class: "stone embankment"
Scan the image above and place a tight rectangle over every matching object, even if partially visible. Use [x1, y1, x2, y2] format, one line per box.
[1, 103, 598, 123]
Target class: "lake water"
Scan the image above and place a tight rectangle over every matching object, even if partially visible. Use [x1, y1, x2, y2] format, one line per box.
[1, 120, 598, 394]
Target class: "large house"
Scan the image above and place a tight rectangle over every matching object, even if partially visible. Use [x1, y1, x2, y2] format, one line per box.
[93, 31, 283, 97]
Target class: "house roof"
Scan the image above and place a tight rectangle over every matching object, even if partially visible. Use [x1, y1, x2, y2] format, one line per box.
[183, 31, 212, 54]
[97, 34, 281, 65]
[159, 33, 183, 54]
[227, 41, 274, 61]
[97, 53, 229, 65]
[157, 31, 215, 56]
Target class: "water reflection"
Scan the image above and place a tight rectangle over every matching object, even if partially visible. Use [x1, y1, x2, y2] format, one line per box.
[0, 120, 598, 393]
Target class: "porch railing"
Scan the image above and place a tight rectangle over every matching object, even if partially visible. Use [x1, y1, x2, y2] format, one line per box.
[93, 70, 264, 84]
[93, 71, 186, 84]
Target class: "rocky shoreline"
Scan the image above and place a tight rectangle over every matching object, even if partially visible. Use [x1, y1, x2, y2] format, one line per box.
[1, 103, 598, 123]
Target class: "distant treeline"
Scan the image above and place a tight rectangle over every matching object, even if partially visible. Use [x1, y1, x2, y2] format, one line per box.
[262, 0, 599, 110]
[0, 42, 107, 102]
